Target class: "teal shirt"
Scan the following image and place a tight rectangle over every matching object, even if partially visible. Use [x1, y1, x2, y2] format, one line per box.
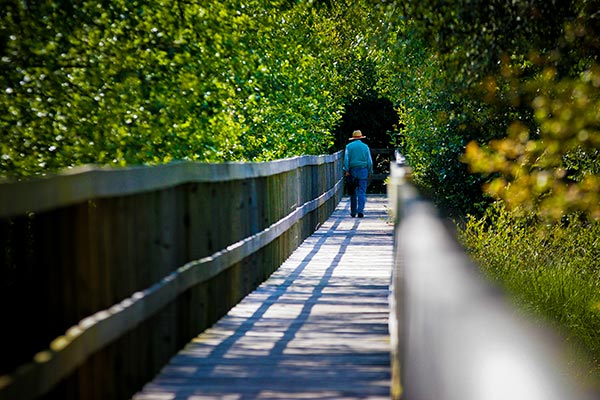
[343, 140, 373, 175]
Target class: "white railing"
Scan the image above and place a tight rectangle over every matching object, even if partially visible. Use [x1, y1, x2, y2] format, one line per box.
[387, 161, 591, 400]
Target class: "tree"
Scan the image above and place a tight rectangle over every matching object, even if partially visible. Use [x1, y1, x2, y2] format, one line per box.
[371, 0, 600, 219]
[0, 0, 366, 177]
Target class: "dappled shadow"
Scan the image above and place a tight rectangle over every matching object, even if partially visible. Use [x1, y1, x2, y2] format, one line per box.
[134, 196, 393, 400]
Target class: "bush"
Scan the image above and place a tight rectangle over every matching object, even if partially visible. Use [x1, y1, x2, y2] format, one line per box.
[459, 202, 600, 379]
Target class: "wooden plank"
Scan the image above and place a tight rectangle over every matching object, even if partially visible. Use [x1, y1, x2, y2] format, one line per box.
[133, 196, 394, 400]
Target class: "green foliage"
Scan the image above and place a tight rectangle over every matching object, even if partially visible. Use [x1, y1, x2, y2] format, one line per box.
[370, 16, 492, 216]
[463, 64, 600, 220]
[400, 0, 580, 82]
[0, 0, 370, 177]
[459, 202, 600, 377]
[370, 0, 600, 219]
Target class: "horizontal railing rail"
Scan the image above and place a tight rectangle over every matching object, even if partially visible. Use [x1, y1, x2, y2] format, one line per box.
[387, 162, 591, 400]
[0, 152, 343, 400]
[0, 153, 341, 219]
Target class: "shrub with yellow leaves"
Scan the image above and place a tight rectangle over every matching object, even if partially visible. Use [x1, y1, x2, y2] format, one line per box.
[463, 64, 600, 220]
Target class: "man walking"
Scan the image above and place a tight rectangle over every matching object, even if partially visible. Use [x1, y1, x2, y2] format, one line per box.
[343, 130, 373, 218]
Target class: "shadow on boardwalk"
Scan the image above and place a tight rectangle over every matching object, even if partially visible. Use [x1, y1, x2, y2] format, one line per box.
[134, 195, 393, 400]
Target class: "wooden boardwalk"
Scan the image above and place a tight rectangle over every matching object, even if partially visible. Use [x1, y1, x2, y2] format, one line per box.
[133, 195, 394, 400]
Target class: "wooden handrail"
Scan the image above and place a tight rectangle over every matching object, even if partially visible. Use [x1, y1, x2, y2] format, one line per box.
[387, 162, 590, 400]
[0, 153, 340, 219]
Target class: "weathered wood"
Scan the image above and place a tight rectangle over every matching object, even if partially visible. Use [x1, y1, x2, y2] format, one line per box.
[133, 196, 393, 400]
[0, 154, 341, 219]
[0, 152, 343, 400]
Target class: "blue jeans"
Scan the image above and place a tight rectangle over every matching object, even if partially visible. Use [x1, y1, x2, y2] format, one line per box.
[349, 167, 368, 215]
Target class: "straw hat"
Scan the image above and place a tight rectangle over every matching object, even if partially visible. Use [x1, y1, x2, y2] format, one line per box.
[349, 130, 366, 140]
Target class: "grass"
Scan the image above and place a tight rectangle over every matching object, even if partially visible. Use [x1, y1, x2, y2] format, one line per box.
[458, 203, 600, 384]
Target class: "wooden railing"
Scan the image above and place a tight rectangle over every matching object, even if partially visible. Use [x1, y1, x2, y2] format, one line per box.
[387, 162, 591, 400]
[0, 152, 343, 400]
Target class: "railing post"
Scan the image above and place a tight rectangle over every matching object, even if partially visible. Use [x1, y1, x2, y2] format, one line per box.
[388, 162, 591, 400]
